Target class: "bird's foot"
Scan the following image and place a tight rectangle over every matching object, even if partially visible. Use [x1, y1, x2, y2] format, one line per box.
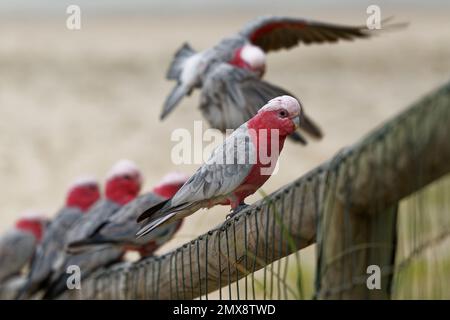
[226, 203, 249, 219]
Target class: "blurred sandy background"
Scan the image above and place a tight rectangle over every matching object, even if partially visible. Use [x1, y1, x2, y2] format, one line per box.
[0, 0, 449, 262]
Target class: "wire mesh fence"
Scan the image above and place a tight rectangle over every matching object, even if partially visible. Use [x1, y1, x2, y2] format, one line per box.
[57, 80, 450, 300]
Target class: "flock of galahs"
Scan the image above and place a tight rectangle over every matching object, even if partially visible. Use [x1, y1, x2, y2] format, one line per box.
[0, 15, 401, 299]
[0, 160, 189, 299]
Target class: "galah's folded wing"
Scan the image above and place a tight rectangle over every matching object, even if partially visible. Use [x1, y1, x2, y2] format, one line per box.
[171, 124, 256, 207]
[240, 16, 371, 52]
[43, 246, 123, 299]
[136, 125, 256, 234]
[22, 208, 81, 295]
[67, 199, 120, 244]
[200, 63, 322, 141]
[0, 231, 35, 282]
[99, 193, 165, 242]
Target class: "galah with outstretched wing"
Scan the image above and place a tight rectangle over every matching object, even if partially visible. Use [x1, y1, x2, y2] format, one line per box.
[18, 177, 100, 298]
[161, 16, 403, 144]
[137, 95, 302, 237]
[0, 212, 48, 284]
[67, 172, 189, 258]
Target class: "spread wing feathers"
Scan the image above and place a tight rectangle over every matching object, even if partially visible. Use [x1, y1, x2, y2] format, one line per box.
[66, 199, 121, 246]
[136, 125, 255, 234]
[43, 247, 123, 299]
[166, 42, 196, 80]
[240, 16, 372, 52]
[200, 63, 322, 142]
[0, 230, 36, 282]
[69, 193, 165, 251]
[18, 208, 82, 298]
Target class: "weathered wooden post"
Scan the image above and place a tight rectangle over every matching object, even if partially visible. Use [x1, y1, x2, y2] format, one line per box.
[316, 81, 450, 299]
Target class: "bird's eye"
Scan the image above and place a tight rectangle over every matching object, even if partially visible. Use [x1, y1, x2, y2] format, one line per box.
[122, 175, 132, 180]
[278, 110, 288, 118]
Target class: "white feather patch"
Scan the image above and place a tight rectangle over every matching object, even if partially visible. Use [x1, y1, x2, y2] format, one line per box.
[241, 44, 266, 68]
[69, 175, 98, 190]
[107, 159, 142, 180]
[19, 210, 47, 221]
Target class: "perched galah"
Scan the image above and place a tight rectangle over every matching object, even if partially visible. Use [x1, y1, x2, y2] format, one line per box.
[67, 172, 189, 258]
[161, 16, 399, 143]
[66, 159, 143, 246]
[0, 212, 48, 283]
[18, 177, 100, 298]
[137, 95, 301, 237]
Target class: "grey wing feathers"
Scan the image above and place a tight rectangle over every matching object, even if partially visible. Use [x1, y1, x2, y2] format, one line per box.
[44, 247, 123, 299]
[90, 193, 165, 244]
[136, 125, 255, 234]
[67, 199, 120, 244]
[22, 208, 81, 294]
[0, 230, 36, 282]
[200, 64, 322, 141]
[240, 16, 371, 52]
[171, 124, 255, 206]
[166, 42, 196, 80]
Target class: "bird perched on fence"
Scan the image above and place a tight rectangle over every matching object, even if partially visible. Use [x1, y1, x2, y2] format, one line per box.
[0, 212, 48, 284]
[137, 95, 302, 237]
[66, 159, 143, 246]
[18, 177, 100, 298]
[67, 172, 189, 258]
[161, 16, 396, 144]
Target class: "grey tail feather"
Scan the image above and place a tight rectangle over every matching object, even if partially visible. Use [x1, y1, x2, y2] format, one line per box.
[289, 131, 307, 145]
[160, 84, 189, 120]
[66, 235, 115, 254]
[136, 212, 177, 238]
[166, 42, 196, 80]
[300, 114, 323, 139]
[136, 199, 170, 223]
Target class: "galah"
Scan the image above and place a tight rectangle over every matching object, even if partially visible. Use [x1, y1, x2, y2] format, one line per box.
[0, 212, 48, 283]
[137, 95, 302, 237]
[18, 177, 100, 298]
[161, 16, 399, 143]
[66, 159, 143, 246]
[67, 172, 189, 258]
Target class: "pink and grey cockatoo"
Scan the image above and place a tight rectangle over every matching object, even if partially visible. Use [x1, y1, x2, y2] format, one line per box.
[161, 16, 395, 144]
[66, 159, 143, 246]
[18, 177, 100, 298]
[67, 172, 189, 258]
[0, 212, 48, 283]
[137, 95, 302, 237]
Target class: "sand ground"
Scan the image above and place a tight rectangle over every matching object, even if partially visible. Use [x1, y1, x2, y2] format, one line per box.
[0, 9, 449, 259]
